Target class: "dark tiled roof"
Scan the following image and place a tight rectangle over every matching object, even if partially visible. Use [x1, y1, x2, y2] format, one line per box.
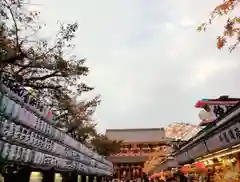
[106, 128, 164, 132]
[106, 128, 165, 143]
[107, 156, 149, 163]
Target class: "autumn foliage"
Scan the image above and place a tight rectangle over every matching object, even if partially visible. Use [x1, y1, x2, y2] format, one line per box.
[143, 147, 169, 173]
[197, 0, 240, 52]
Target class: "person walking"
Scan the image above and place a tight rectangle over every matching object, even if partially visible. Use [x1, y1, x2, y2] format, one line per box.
[186, 173, 194, 182]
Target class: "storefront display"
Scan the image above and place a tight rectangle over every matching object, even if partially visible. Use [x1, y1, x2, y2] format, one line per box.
[174, 153, 240, 182]
[202, 155, 240, 182]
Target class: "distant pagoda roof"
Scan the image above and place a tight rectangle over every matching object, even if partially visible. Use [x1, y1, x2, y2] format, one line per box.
[106, 128, 166, 143]
[107, 155, 149, 163]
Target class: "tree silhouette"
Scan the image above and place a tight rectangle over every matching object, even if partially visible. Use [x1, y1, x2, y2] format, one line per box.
[0, 0, 100, 141]
[91, 134, 122, 156]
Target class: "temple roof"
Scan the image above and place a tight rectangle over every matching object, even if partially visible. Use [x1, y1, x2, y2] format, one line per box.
[105, 128, 165, 143]
[107, 156, 149, 163]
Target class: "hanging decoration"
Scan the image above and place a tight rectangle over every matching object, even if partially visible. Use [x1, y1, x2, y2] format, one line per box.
[194, 162, 207, 172]
[180, 166, 190, 174]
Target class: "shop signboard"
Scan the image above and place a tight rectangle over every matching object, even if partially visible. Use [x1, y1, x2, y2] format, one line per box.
[175, 151, 190, 164]
[188, 142, 208, 159]
[205, 121, 240, 152]
[208, 103, 235, 120]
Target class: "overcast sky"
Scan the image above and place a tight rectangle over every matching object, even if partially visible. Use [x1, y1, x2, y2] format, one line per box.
[32, 0, 240, 132]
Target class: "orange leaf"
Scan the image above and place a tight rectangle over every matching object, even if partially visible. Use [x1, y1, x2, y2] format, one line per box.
[217, 36, 226, 49]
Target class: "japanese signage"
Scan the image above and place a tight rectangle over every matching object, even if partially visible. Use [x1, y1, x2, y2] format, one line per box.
[188, 142, 208, 159]
[206, 121, 240, 152]
[209, 104, 235, 119]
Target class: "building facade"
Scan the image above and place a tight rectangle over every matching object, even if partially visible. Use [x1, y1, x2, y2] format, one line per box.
[106, 128, 170, 179]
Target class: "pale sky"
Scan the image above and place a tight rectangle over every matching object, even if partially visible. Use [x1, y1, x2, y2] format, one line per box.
[30, 0, 240, 132]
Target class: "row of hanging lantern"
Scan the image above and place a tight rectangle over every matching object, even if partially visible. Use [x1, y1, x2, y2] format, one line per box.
[0, 139, 101, 174]
[0, 71, 113, 176]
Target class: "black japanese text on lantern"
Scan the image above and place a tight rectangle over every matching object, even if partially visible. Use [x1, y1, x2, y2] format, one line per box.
[212, 105, 233, 118]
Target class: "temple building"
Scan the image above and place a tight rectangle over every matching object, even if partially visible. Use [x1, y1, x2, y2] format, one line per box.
[106, 128, 171, 180]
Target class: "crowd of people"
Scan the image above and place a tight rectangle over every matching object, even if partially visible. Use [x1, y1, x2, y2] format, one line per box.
[110, 171, 214, 182]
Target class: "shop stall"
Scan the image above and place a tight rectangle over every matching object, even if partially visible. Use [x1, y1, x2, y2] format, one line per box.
[148, 156, 179, 181]
[172, 98, 240, 182]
